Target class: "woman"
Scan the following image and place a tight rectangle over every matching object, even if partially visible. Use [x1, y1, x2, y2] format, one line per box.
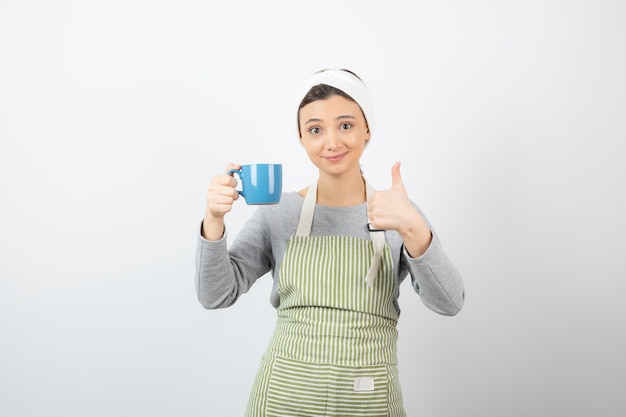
[195, 69, 465, 417]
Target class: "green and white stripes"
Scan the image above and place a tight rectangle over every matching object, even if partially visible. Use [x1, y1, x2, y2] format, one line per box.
[266, 356, 390, 417]
[246, 233, 406, 416]
[280, 236, 398, 323]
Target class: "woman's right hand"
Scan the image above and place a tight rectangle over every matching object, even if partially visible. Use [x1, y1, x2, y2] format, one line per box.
[202, 163, 241, 240]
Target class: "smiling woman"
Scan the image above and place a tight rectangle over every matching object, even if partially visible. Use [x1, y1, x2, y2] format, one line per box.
[195, 68, 465, 417]
[298, 95, 370, 188]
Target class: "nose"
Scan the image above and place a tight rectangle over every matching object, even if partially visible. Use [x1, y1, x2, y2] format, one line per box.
[324, 131, 340, 150]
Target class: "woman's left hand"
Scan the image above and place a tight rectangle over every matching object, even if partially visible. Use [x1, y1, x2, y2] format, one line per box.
[367, 161, 432, 257]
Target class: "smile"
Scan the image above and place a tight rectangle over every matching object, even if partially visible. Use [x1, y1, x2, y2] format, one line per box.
[324, 152, 347, 162]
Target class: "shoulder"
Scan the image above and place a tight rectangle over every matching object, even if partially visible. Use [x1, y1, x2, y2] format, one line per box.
[276, 191, 304, 211]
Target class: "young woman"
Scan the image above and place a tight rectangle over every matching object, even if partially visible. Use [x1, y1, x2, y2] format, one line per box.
[195, 69, 465, 417]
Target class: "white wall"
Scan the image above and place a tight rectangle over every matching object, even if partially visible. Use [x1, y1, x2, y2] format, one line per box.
[1, 1, 625, 416]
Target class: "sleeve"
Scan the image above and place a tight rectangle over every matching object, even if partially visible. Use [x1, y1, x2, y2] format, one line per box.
[400, 202, 465, 316]
[402, 233, 465, 316]
[194, 208, 274, 309]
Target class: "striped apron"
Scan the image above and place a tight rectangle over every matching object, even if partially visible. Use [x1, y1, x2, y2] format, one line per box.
[246, 179, 406, 417]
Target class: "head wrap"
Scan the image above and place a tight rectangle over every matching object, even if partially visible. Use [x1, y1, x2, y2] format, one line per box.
[295, 69, 375, 137]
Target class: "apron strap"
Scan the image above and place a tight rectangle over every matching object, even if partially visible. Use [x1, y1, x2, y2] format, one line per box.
[296, 178, 385, 287]
[365, 181, 385, 287]
[295, 178, 317, 237]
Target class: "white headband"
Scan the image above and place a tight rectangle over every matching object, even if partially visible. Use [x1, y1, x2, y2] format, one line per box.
[295, 69, 375, 137]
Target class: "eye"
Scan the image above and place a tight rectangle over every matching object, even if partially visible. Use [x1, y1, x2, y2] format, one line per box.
[308, 126, 321, 134]
[340, 122, 352, 130]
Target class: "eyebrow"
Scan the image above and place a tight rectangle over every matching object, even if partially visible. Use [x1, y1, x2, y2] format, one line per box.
[304, 115, 357, 125]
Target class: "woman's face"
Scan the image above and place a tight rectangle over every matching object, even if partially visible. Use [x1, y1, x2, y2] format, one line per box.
[298, 94, 370, 177]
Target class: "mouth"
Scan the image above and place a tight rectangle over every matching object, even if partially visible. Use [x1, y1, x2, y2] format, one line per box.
[324, 152, 347, 163]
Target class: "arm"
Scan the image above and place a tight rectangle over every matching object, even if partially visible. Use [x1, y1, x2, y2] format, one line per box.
[202, 163, 241, 241]
[402, 233, 465, 316]
[195, 208, 274, 309]
[369, 162, 465, 315]
[195, 163, 273, 309]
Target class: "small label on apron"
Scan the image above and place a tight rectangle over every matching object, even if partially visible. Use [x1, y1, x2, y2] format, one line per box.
[353, 377, 375, 392]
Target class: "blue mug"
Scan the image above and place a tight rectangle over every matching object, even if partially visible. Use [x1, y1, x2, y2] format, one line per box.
[228, 163, 282, 205]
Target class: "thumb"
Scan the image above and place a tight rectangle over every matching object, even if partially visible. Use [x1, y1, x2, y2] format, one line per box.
[391, 161, 404, 190]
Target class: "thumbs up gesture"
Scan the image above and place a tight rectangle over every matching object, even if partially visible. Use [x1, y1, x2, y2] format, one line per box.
[368, 161, 432, 257]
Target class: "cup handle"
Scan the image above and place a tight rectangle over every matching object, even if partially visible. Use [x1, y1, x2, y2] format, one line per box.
[227, 169, 244, 197]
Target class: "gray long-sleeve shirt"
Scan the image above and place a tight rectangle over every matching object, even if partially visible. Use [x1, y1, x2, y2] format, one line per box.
[195, 191, 465, 316]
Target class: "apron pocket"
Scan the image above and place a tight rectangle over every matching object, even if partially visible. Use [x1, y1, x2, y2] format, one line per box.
[266, 355, 390, 417]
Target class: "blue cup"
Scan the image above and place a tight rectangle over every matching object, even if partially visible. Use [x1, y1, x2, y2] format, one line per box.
[228, 163, 282, 205]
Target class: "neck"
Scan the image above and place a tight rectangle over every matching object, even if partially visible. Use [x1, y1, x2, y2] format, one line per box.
[316, 171, 366, 207]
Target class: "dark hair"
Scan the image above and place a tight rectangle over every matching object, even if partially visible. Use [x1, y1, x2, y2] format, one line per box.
[299, 84, 355, 110]
[297, 69, 366, 136]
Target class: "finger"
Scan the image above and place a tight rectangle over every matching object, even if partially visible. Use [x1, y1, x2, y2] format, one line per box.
[212, 192, 238, 205]
[216, 181, 239, 198]
[210, 174, 236, 189]
[223, 162, 242, 175]
[391, 161, 404, 190]
[208, 201, 234, 217]
[208, 189, 239, 214]
[220, 174, 238, 188]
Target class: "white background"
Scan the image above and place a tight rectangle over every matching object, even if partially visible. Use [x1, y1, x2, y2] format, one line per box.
[1, 1, 625, 416]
